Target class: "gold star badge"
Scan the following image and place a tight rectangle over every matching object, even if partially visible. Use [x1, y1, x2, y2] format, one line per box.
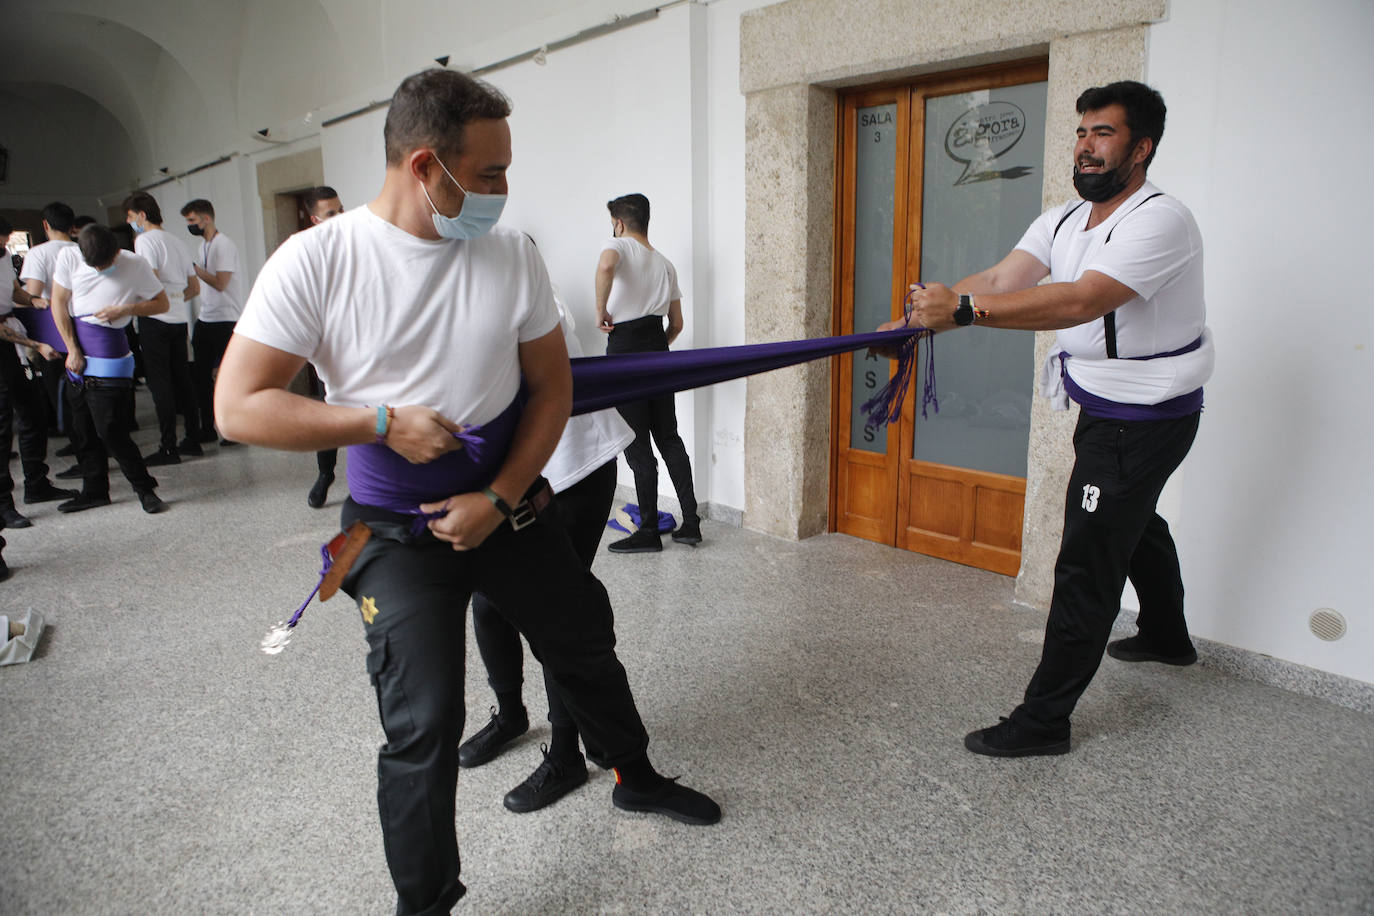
[360, 596, 379, 624]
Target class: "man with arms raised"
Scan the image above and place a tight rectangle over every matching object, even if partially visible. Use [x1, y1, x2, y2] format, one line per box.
[884, 81, 1213, 757]
[216, 69, 719, 914]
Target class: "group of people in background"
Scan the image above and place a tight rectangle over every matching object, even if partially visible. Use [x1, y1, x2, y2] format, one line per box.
[0, 193, 249, 578]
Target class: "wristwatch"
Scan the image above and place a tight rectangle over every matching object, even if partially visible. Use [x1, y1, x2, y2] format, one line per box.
[482, 486, 514, 520]
[953, 293, 976, 326]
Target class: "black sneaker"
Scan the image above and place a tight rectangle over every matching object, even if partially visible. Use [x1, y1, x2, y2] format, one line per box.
[503, 745, 589, 813]
[671, 518, 702, 546]
[138, 490, 168, 514]
[219, 438, 240, 448]
[178, 439, 204, 457]
[1106, 636, 1198, 666]
[964, 717, 1070, 758]
[607, 527, 662, 553]
[612, 777, 721, 825]
[24, 482, 79, 504]
[56, 464, 84, 480]
[458, 706, 529, 769]
[143, 447, 181, 467]
[0, 506, 33, 529]
[58, 492, 112, 513]
[307, 473, 335, 509]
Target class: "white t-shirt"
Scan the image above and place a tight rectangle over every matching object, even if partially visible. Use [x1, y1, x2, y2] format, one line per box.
[1016, 181, 1213, 404]
[134, 228, 196, 324]
[53, 247, 163, 329]
[235, 206, 559, 428]
[543, 290, 634, 492]
[197, 231, 243, 322]
[18, 239, 77, 298]
[602, 237, 682, 322]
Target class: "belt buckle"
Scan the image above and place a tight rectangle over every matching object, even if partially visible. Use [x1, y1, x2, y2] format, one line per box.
[509, 499, 538, 531]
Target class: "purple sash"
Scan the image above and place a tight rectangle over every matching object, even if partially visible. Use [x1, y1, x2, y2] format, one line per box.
[346, 398, 522, 512]
[12, 308, 67, 352]
[1061, 336, 1204, 421]
[73, 320, 132, 358]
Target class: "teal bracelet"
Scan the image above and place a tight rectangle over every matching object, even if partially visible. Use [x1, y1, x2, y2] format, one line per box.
[374, 405, 393, 444]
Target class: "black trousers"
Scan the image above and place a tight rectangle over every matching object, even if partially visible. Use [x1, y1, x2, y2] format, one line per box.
[471, 459, 619, 730]
[140, 317, 201, 450]
[0, 345, 51, 503]
[192, 319, 235, 434]
[36, 355, 69, 436]
[340, 480, 649, 915]
[1010, 409, 1201, 737]
[65, 377, 158, 498]
[606, 315, 698, 523]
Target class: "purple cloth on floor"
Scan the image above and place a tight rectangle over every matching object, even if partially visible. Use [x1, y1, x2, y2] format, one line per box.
[346, 397, 522, 512]
[569, 328, 920, 415]
[12, 308, 67, 352]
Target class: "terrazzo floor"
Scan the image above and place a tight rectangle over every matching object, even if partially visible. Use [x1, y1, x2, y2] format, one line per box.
[2, 409, 1371, 915]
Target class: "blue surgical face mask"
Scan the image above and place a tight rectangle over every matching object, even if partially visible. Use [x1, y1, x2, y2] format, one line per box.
[420, 156, 506, 240]
[98, 264, 118, 276]
[128, 219, 144, 234]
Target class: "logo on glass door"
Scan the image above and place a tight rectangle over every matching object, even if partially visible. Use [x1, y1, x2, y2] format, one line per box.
[945, 101, 1033, 186]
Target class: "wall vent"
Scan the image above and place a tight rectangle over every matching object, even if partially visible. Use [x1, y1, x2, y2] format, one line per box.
[1308, 608, 1347, 642]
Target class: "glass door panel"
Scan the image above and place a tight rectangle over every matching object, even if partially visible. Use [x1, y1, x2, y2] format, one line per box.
[849, 102, 898, 453]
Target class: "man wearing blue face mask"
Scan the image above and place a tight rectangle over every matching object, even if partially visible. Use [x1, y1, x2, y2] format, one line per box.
[180, 198, 241, 445]
[216, 68, 721, 914]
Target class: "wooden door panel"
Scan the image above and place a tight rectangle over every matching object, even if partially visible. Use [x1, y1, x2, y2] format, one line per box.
[901, 461, 1025, 576]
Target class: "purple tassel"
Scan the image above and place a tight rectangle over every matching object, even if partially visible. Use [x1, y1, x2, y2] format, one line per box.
[453, 425, 484, 463]
[859, 285, 939, 426]
[261, 542, 334, 654]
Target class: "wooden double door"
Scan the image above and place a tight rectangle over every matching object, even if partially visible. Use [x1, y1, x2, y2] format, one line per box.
[830, 61, 1048, 576]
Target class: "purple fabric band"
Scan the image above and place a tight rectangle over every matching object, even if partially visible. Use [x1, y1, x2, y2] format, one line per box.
[73, 320, 132, 358]
[346, 397, 522, 512]
[11, 308, 67, 352]
[1060, 335, 1205, 420]
[569, 328, 921, 415]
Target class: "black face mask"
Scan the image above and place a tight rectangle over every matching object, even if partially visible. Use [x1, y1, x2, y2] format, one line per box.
[1072, 143, 1139, 203]
[187, 224, 204, 237]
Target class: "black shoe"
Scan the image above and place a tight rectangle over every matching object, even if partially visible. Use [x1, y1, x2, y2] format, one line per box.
[458, 706, 529, 769]
[503, 745, 589, 813]
[671, 518, 702, 546]
[612, 777, 721, 825]
[219, 438, 240, 448]
[143, 447, 181, 467]
[55, 443, 76, 457]
[307, 473, 335, 509]
[178, 439, 204, 457]
[0, 535, 8, 582]
[964, 717, 1070, 758]
[56, 464, 84, 480]
[58, 492, 112, 513]
[1106, 636, 1198, 667]
[138, 490, 168, 514]
[24, 482, 79, 504]
[607, 527, 663, 553]
[0, 507, 32, 529]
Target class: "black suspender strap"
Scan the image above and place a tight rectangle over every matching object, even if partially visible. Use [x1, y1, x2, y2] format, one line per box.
[1101, 191, 1165, 358]
[1052, 201, 1086, 242]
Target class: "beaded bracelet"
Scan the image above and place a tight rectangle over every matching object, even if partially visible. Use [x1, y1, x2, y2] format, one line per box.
[374, 405, 394, 445]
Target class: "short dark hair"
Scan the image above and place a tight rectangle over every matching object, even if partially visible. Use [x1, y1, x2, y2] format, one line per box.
[41, 202, 76, 234]
[383, 69, 512, 166]
[607, 194, 650, 234]
[1076, 80, 1166, 171]
[78, 224, 120, 268]
[123, 192, 163, 225]
[303, 186, 340, 211]
[72, 215, 97, 232]
[180, 198, 215, 219]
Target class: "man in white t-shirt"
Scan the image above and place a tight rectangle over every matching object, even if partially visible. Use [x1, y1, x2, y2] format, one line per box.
[595, 193, 701, 552]
[18, 202, 83, 446]
[216, 69, 719, 914]
[180, 198, 241, 445]
[0, 214, 76, 528]
[50, 224, 171, 514]
[885, 81, 1213, 758]
[126, 192, 204, 465]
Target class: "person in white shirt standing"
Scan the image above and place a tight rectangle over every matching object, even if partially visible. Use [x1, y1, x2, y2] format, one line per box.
[125, 192, 204, 465]
[595, 193, 702, 552]
[50, 225, 171, 514]
[180, 198, 241, 446]
[0, 215, 75, 528]
[18, 202, 82, 447]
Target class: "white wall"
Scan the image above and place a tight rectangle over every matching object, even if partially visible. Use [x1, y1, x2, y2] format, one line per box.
[1145, 0, 1374, 683]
